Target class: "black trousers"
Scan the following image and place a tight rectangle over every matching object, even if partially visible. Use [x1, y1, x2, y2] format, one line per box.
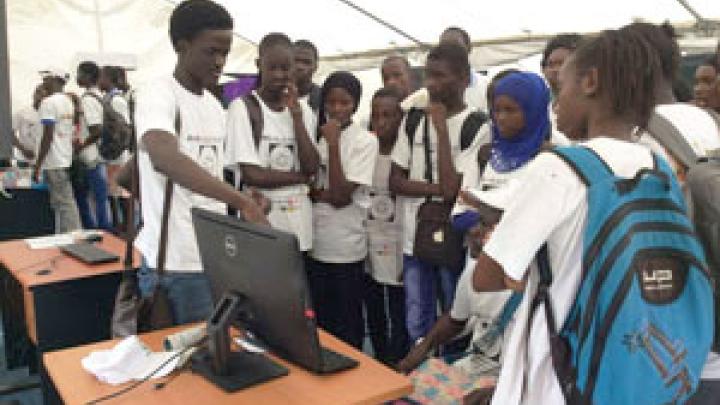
[305, 258, 365, 350]
[363, 273, 410, 365]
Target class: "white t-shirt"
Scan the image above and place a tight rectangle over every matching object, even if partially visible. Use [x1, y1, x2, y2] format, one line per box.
[465, 71, 490, 113]
[78, 87, 103, 165]
[38, 92, 75, 170]
[484, 138, 654, 405]
[311, 121, 378, 263]
[452, 257, 513, 358]
[639, 103, 720, 166]
[225, 91, 317, 251]
[12, 106, 41, 163]
[365, 154, 403, 286]
[391, 108, 490, 254]
[134, 76, 227, 272]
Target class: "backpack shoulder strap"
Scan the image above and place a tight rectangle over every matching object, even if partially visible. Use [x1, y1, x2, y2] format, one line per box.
[477, 143, 492, 176]
[82, 91, 102, 102]
[404, 107, 424, 145]
[241, 93, 263, 148]
[307, 85, 321, 112]
[551, 146, 615, 187]
[460, 110, 488, 150]
[646, 110, 698, 169]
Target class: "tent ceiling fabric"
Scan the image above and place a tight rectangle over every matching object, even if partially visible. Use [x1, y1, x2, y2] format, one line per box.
[5, 0, 720, 114]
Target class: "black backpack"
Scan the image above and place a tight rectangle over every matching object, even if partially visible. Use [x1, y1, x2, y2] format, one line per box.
[84, 92, 133, 160]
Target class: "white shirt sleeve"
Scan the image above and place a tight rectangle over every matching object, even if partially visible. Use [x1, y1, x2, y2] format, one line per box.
[344, 131, 378, 187]
[391, 116, 411, 169]
[483, 153, 584, 281]
[111, 95, 130, 123]
[39, 98, 56, 124]
[81, 95, 103, 127]
[450, 263, 474, 321]
[11, 111, 20, 130]
[224, 99, 261, 167]
[134, 81, 177, 143]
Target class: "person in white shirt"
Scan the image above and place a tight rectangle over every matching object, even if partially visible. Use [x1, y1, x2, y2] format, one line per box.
[381, 55, 416, 101]
[401, 27, 490, 114]
[472, 29, 668, 404]
[622, 22, 720, 405]
[74, 61, 112, 230]
[307, 71, 378, 349]
[134, 0, 267, 326]
[692, 58, 719, 113]
[33, 69, 82, 234]
[11, 84, 47, 166]
[226, 33, 319, 252]
[399, 70, 554, 402]
[293, 39, 321, 115]
[390, 43, 487, 346]
[363, 87, 409, 365]
[440, 26, 489, 113]
[98, 65, 132, 231]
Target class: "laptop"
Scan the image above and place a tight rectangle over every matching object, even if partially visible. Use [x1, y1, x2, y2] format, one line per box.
[61, 243, 119, 265]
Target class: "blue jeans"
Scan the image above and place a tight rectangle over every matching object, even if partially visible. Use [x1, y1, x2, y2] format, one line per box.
[403, 255, 461, 342]
[75, 163, 111, 230]
[138, 257, 214, 326]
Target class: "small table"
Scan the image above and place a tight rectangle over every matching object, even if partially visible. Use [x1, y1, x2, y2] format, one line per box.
[0, 233, 138, 402]
[44, 325, 413, 405]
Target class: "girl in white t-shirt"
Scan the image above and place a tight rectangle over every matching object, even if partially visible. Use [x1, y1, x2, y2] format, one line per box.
[363, 87, 408, 365]
[307, 71, 379, 349]
[475, 29, 687, 405]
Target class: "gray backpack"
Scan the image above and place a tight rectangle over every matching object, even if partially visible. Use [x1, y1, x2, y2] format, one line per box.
[647, 108, 720, 349]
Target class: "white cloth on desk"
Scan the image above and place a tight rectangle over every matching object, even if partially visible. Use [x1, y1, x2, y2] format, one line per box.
[81, 335, 179, 385]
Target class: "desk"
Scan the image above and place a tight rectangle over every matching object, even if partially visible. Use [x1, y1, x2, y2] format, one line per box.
[0, 234, 138, 371]
[44, 325, 413, 405]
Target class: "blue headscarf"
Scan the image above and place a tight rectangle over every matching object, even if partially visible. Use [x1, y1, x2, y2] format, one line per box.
[490, 71, 551, 172]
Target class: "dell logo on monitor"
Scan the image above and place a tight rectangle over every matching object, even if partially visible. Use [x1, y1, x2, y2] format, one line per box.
[224, 235, 237, 257]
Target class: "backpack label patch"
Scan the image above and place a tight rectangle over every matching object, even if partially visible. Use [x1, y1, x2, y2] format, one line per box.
[636, 255, 687, 305]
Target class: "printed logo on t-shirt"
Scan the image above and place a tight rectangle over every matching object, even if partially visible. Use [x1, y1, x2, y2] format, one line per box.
[369, 191, 395, 222]
[268, 143, 296, 172]
[198, 145, 219, 175]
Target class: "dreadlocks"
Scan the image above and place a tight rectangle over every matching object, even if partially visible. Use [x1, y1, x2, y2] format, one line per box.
[571, 28, 662, 129]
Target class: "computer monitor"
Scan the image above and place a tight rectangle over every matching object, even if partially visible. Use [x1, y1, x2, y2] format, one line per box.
[192, 207, 357, 374]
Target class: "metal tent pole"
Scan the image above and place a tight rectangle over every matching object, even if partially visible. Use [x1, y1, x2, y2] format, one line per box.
[0, 0, 12, 161]
[335, 0, 428, 49]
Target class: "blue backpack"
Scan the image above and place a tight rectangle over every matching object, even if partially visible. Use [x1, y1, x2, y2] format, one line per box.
[531, 146, 715, 405]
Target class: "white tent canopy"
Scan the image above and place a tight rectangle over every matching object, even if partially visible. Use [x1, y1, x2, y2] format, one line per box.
[5, 0, 720, 114]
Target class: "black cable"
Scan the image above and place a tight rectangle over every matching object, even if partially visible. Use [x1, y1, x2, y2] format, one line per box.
[84, 340, 203, 405]
[14, 253, 65, 273]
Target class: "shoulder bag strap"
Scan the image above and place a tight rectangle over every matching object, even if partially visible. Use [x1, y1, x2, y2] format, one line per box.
[156, 111, 180, 275]
[422, 115, 433, 202]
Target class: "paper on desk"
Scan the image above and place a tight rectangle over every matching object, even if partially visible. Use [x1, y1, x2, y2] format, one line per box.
[81, 335, 180, 385]
[25, 230, 103, 249]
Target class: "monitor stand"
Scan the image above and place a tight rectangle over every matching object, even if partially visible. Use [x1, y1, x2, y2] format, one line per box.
[191, 291, 288, 392]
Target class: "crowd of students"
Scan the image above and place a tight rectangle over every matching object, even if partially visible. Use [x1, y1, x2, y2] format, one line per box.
[11, 63, 132, 234]
[9, 0, 720, 403]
